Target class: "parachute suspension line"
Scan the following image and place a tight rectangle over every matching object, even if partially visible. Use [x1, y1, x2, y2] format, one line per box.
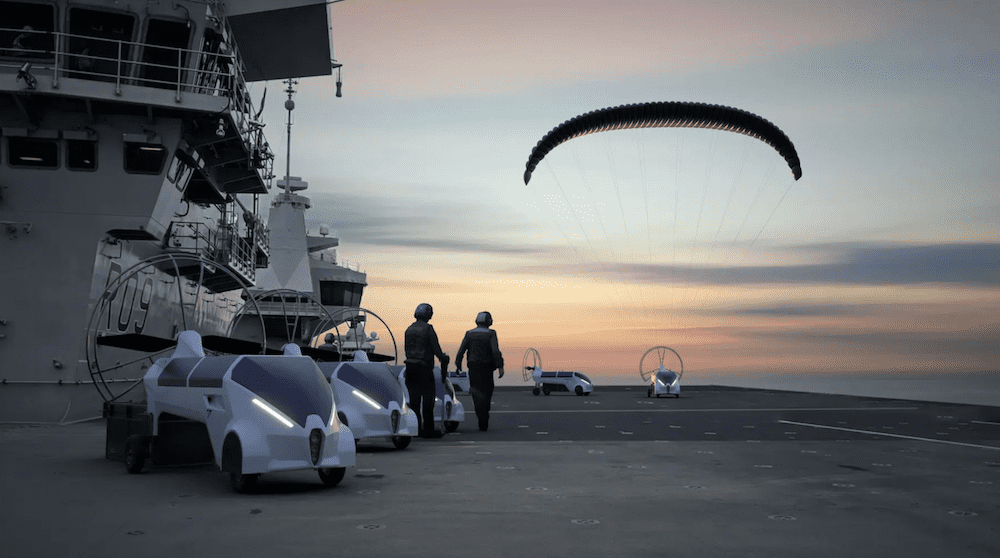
[601, 134, 639, 320]
[723, 156, 777, 266]
[524, 166, 583, 262]
[743, 176, 797, 259]
[639, 133, 653, 321]
[569, 144, 632, 315]
[679, 131, 719, 320]
[669, 133, 684, 315]
[697, 138, 752, 290]
[603, 134, 631, 254]
[540, 160, 627, 312]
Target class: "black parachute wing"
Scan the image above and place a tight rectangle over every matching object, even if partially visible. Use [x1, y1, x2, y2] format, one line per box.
[523, 102, 802, 184]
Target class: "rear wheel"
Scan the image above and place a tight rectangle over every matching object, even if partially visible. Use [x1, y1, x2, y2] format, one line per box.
[391, 436, 411, 450]
[532, 387, 540, 396]
[318, 467, 346, 486]
[230, 472, 259, 493]
[543, 388, 550, 395]
[124, 435, 146, 474]
[444, 421, 459, 432]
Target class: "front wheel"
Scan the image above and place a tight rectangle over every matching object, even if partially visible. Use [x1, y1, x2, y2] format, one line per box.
[318, 467, 346, 486]
[230, 472, 259, 493]
[532, 387, 540, 396]
[575, 385, 584, 396]
[391, 436, 411, 450]
[444, 421, 459, 432]
[124, 435, 146, 474]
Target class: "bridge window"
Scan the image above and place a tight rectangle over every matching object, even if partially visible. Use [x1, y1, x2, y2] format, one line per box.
[139, 19, 191, 89]
[0, 3, 55, 58]
[124, 143, 167, 174]
[319, 281, 364, 307]
[6, 137, 57, 168]
[67, 140, 97, 170]
[68, 8, 136, 81]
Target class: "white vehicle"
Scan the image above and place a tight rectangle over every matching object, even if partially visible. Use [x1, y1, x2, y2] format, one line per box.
[522, 348, 594, 396]
[446, 370, 471, 393]
[125, 331, 356, 492]
[319, 352, 418, 449]
[392, 365, 466, 433]
[641, 346, 683, 398]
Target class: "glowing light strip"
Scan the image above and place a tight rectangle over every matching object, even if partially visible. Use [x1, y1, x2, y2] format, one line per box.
[252, 398, 294, 428]
[352, 389, 381, 410]
[778, 420, 1000, 450]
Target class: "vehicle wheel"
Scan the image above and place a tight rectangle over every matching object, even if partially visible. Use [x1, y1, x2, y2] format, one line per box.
[532, 387, 540, 396]
[584, 391, 590, 396]
[656, 393, 661, 398]
[391, 436, 411, 450]
[647, 387, 652, 398]
[124, 435, 146, 474]
[675, 394, 680, 398]
[318, 467, 346, 487]
[575, 386, 584, 396]
[445, 421, 459, 432]
[543, 388, 550, 395]
[230, 472, 259, 493]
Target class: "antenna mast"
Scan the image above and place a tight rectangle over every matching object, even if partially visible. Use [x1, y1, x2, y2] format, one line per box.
[283, 77, 298, 195]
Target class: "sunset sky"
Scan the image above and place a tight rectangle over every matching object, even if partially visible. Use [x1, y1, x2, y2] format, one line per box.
[251, 1, 997, 387]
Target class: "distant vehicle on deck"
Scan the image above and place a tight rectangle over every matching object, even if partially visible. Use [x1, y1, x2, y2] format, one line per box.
[641, 346, 683, 398]
[522, 348, 594, 396]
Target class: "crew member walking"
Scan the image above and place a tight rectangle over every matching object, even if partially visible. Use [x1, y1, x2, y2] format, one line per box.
[456, 312, 504, 431]
[404, 303, 449, 438]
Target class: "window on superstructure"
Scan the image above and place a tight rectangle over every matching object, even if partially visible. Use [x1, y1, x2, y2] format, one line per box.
[139, 19, 191, 89]
[124, 143, 167, 174]
[0, 3, 55, 59]
[68, 8, 136, 82]
[166, 155, 195, 190]
[67, 140, 97, 170]
[319, 281, 365, 307]
[6, 137, 57, 168]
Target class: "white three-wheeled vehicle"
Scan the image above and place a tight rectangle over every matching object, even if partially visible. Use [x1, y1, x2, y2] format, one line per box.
[136, 331, 356, 492]
[641, 346, 683, 398]
[522, 348, 594, 396]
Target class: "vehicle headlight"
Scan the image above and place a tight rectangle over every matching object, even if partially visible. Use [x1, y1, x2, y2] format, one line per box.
[353, 389, 381, 410]
[252, 398, 294, 428]
[656, 378, 665, 386]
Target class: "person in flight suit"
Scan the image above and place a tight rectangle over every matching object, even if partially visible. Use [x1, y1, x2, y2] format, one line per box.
[455, 311, 504, 432]
[404, 303, 450, 438]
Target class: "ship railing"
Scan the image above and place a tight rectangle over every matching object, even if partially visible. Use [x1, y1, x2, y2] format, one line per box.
[165, 221, 256, 287]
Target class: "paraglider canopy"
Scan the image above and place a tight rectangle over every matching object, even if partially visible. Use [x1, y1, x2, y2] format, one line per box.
[524, 102, 802, 184]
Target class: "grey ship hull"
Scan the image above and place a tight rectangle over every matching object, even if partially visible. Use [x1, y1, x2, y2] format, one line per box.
[2, 386, 998, 557]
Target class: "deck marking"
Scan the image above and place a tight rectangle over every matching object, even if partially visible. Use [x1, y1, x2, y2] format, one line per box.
[972, 420, 1000, 426]
[490, 406, 918, 414]
[778, 420, 1000, 450]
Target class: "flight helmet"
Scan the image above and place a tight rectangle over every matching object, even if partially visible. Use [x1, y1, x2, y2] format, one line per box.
[414, 303, 433, 321]
[475, 311, 493, 327]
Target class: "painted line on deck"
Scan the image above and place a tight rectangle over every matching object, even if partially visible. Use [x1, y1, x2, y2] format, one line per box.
[491, 406, 919, 414]
[972, 420, 1000, 426]
[778, 420, 1000, 450]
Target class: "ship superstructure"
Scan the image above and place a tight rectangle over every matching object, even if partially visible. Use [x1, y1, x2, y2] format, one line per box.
[0, 0, 339, 423]
[230, 81, 370, 357]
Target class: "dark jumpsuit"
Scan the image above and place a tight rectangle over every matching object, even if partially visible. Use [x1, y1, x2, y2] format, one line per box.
[456, 327, 504, 431]
[403, 319, 448, 435]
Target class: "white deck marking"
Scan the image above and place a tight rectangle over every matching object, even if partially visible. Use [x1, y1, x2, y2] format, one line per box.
[490, 406, 919, 414]
[972, 420, 1000, 426]
[778, 420, 1000, 450]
